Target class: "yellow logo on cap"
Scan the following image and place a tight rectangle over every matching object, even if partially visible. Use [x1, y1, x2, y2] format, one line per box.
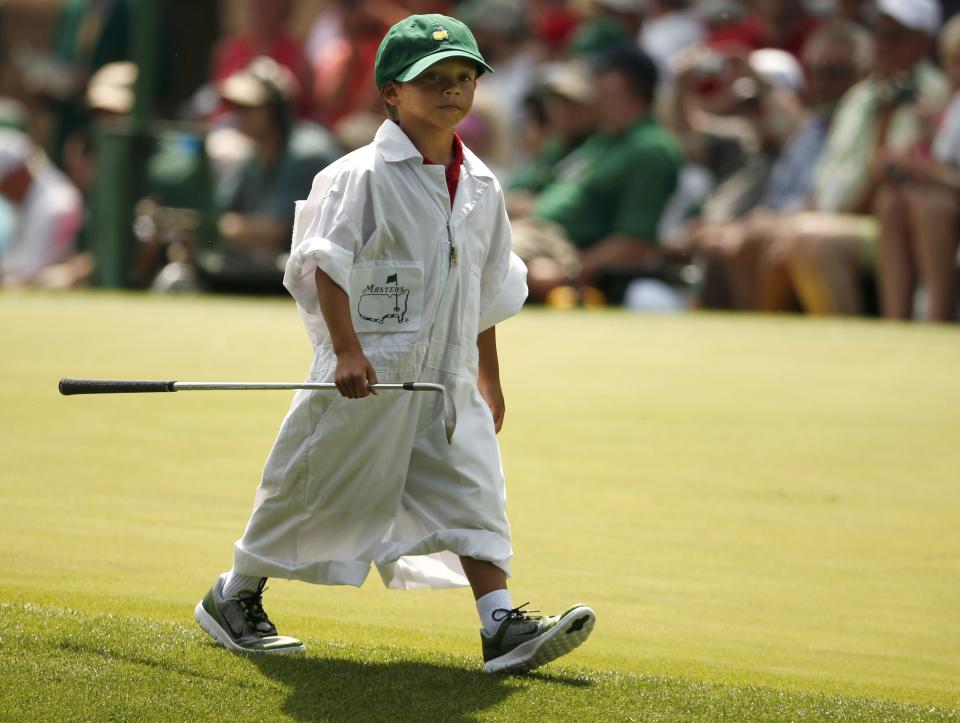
[432, 28, 448, 41]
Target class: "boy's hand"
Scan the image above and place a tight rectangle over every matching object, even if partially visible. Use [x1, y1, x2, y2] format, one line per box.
[477, 326, 503, 432]
[315, 269, 378, 398]
[479, 378, 505, 433]
[335, 347, 379, 398]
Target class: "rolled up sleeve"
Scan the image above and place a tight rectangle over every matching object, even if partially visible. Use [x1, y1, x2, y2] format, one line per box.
[282, 173, 361, 315]
[478, 251, 528, 332]
[478, 190, 528, 332]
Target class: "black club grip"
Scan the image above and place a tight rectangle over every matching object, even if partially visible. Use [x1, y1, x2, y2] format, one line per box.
[58, 379, 177, 395]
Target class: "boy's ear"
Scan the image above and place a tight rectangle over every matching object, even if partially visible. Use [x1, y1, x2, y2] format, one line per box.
[380, 82, 400, 107]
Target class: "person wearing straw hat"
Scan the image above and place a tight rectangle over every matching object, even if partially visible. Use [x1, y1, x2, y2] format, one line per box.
[201, 57, 340, 292]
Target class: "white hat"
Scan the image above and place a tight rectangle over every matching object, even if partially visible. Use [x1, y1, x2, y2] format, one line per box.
[749, 48, 805, 94]
[0, 128, 32, 182]
[218, 56, 298, 108]
[876, 0, 941, 35]
[541, 61, 595, 104]
[87, 61, 138, 114]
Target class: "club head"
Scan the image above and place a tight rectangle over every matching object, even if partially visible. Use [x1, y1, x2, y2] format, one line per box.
[440, 387, 457, 444]
[404, 382, 456, 444]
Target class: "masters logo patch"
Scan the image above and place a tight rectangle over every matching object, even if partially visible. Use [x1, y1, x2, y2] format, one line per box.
[359, 274, 409, 325]
[432, 27, 449, 41]
[350, 265, 423, 333]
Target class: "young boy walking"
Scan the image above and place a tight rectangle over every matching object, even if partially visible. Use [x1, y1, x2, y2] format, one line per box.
[195, 13, 595, 674]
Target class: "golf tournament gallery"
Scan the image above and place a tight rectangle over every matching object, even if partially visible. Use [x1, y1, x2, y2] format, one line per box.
[1, 291, 958, 721]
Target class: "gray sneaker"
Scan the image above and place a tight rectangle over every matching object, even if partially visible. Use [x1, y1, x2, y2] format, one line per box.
[481, 603, 596, 673]
[194, 574, 305, 654]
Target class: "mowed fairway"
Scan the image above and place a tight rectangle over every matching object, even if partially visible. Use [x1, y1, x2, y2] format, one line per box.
[1, 291, 958, 721]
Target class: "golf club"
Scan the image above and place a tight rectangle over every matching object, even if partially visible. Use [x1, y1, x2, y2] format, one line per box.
[58, 378, 457, 443]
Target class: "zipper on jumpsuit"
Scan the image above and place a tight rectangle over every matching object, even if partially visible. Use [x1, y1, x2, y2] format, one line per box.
[409, 162, 458, 335]
[400, 163, 459, 446]
[448, 223, 457, 268]
[430, 222, 455, 341]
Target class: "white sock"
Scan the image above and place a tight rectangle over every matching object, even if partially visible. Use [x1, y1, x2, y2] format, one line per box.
[222, 570, 262, 599]
[476, 589, 513, 636]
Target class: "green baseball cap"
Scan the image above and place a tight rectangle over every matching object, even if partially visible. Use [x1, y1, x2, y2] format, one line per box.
[374, 14, 493, 88]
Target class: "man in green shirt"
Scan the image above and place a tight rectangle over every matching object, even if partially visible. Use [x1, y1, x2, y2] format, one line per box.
[512, 45, 683, 302]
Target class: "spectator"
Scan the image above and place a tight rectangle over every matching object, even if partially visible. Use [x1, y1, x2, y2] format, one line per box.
[507, 60, 598, 195]
[65, 61, 217, 290]
[0, 100, 28, 265]
[674, 47, 807, 219]
[707, 0, 820, 60]
[15, 0, 131, 164]
[458, 0, 541, 145]
[667, 40, 806, 205]
[511, 90, 551, 179]
[510, 45, 683, 302]
[831, 0, 875, 27]
[639, 0, 706, 78]
[211, 0, 313, 118]
[311, 1, 392, 129]
[878, 11, 960, 319]
[569, 14, 633, 59]
[589, 0, 644, 38]
[526, 0, 581, 58]
[456, 92, 513, 179]
[661, 41, 807, 265]
[759, 0, 949, 316]
[676, 21, 871, 308]
[0, 129, 83, 286]
[199, 57, 341, 293]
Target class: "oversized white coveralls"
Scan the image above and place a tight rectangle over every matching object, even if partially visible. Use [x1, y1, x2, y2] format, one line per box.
[233, 121, 528, 589]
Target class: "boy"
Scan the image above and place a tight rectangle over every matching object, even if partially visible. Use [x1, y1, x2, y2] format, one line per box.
[195, 14, 595, 674]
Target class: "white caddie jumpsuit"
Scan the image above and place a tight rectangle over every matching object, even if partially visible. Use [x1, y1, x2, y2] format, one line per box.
[232, 120, 528, 590]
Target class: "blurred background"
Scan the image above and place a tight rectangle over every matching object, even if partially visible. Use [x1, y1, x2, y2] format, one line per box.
[1, 0, 959, 322]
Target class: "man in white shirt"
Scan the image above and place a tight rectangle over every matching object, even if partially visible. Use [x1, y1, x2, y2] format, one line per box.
[0, 129, 83, 286]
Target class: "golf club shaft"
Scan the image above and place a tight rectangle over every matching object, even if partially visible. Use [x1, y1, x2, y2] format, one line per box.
[58, 378, 441, 395]
[175, 382, 438, 392]
[58, 377, 457, 444]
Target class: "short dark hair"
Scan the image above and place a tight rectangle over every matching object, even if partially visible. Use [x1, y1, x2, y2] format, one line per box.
[591, 44, 659, 105]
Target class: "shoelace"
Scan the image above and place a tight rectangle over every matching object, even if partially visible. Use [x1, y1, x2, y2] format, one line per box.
[491, 602, 542, 623]
[236, 579, 277, 635]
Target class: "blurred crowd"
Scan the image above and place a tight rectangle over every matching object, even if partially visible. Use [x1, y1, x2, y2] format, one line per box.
[1, 0, 959, 322]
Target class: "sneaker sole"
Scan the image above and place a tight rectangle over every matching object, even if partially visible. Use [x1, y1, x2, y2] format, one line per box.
[482, 605, 596, 674]
[194, 601, 306, 654]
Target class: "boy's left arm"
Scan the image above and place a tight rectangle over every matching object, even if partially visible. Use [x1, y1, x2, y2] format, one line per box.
[477, 326, 504, 433]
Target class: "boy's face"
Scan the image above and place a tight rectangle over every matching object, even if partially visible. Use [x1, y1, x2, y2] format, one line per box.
[384, 58, 478, 132]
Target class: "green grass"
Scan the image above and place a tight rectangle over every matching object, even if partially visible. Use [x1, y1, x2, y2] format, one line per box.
[2, 604, 955, 722]
[1, 290, 959, 720]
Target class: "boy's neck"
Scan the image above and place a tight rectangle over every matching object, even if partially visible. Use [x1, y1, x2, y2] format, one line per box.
[398, 122, 456, 166]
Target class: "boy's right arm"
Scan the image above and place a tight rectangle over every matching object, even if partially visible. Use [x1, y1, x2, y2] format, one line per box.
[315, 268, 379, 398]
